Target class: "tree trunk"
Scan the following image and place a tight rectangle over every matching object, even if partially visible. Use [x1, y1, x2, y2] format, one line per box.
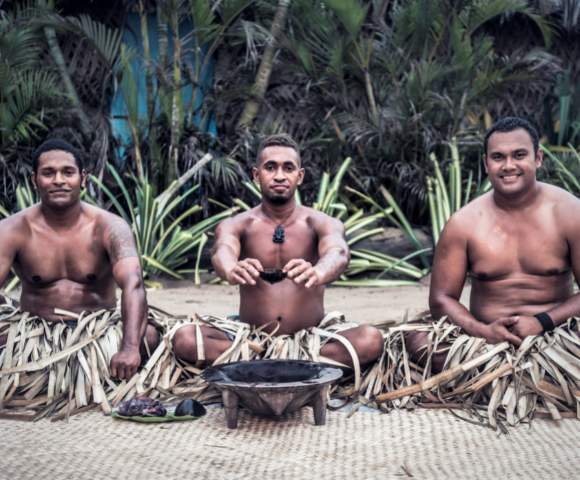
[168, 6, 183, 187]
[44, 27, 92, 138]
[139, 1, 155, 125]
[237, 0, 291, 130]
[157, 4, 169, 189]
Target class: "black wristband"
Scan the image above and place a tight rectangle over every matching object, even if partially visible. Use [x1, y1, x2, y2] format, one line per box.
[534, 312, 555, 333]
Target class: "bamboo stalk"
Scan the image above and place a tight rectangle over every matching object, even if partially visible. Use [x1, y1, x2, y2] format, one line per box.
[376, 343, 510, 402]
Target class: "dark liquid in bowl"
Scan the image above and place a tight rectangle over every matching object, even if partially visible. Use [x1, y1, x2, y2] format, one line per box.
[221, 361, 322, 383]
[260, 268, 287, 284]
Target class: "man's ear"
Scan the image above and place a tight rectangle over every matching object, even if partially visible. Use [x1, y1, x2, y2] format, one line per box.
[482, 155, 489, 174]
[252, 166, 259, 183]
[31, 173, 37, 189]
[81, 169, 87, 188]
[535, 149, 543, 168]
[297, 167, 305, 186]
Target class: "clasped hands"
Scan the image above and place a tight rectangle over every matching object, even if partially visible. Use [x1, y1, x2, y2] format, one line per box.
[480, 314, 544, 347]
[226, 258, 321, 288]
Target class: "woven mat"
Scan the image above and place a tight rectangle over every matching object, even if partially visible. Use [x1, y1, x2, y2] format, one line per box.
[2, 409, 579, 479]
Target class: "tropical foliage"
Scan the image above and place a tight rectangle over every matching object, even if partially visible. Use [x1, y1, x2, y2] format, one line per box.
[426, 142, 490, 244]
[213, 0, 560, 213]
[92, 163, 239, 283]
[1, 0, 579, 286]
[542, 145, 580, 196]
[0, 4, 64, 203]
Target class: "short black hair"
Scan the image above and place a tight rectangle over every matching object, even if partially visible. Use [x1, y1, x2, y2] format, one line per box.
[484, 117, 540, 155]
[32, 139, 84, 172]
[255, 134, 301, 165]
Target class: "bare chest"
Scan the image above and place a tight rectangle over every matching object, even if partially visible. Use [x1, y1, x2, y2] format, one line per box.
[241, 221, 318, 268]
[15, 226, 110, 285]
[468, 212, 569, 279]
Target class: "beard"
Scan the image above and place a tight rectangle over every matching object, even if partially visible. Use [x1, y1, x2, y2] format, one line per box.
[263, 190, 293, 205]
[268, 194, 291, 205]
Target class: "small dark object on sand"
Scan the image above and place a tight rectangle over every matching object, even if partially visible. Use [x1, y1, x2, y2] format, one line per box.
[174, 398, 207, 417]
[259, 268, 287, 284]
[117, 397, 167, 417]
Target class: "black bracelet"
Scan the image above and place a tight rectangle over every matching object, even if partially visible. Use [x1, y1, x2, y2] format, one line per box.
[534, 312, 555, 333]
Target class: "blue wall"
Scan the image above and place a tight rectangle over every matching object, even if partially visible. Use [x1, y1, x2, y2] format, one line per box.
[111, 12, 217, 161]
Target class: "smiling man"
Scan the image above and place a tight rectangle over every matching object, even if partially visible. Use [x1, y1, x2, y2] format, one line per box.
[0, 139, 160, 416]
[172, 134, 383, 373]
[406, 117, 580, 372]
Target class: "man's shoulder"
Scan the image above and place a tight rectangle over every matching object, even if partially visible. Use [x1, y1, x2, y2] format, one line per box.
[300, 206, 342, 228]
[0, 205, 38, 234]
[445, 193, 492, 232]
[214, 208, 258, 239]
[541, 183, 580, 231]
[223, 207, 258, 226]
[85, 203, 130, 229]
[540, 182, 580, 207]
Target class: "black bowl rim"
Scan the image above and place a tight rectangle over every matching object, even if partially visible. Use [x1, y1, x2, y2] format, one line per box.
[201, 359, 343, 389]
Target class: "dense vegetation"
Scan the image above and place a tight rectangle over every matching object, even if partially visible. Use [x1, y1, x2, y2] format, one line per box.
[1, 0, 579, 285]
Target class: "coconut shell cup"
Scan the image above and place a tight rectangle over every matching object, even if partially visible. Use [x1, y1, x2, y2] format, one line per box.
[259, 268, 287, 284]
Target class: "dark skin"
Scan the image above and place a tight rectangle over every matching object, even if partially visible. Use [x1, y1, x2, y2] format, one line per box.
[0, 150, 158, 379]
[173, 145, 384, 367]
[409, 128, 580, 370]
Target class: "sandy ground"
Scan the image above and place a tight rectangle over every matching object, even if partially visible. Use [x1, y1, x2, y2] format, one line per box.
[146, 282, 471, 325]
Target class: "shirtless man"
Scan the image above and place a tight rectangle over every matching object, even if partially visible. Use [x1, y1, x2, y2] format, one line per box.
[408, 117, 580, 370]
[173, 134, 384, 367]
[0, 139, 158, 380]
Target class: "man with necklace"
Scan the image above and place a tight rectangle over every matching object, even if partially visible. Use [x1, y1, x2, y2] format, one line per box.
[173, 135, 384, 370]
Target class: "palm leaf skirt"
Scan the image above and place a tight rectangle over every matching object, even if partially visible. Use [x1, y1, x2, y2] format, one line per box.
[0, 301, 171, 420]
[369, 313, 579, 430]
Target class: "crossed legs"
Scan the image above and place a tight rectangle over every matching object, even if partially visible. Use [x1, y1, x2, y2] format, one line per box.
[172, 323, 384, 367]
[404, 330, 448, 373]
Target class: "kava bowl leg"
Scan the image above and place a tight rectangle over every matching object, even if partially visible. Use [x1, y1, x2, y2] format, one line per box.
[222, 389, 239, 429]
[312, 386, 329, 426]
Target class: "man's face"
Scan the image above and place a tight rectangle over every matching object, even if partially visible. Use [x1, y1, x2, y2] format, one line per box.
[253, 146, 304, 204]
[33, 150, 86, 209]
[484, 128, 542, 196]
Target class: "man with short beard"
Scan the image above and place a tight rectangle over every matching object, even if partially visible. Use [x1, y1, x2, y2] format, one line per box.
[394, 117, 580, 423]
[0, 139, 159, 416]
[173, 134, 384, 373]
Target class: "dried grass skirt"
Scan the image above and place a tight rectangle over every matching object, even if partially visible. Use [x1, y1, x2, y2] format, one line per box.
[373, 313, 579, 430]
[0, 301, 170, 420]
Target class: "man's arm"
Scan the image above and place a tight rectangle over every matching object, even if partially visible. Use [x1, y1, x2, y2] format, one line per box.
[212, 217, 263, 285]
[104, 215, 147, 379]
[285, 214, 350, 288]
[430, 215, 521, 345]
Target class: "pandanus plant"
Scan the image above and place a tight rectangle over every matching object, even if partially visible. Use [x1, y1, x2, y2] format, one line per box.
[91, 161, 239, 284]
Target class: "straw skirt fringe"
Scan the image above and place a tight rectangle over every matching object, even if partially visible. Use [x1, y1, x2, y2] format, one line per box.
[169, 311, 368, 396]
[4, 299, 577, 429]
[0, 301, 170, 420]
[0, 308, 370, 418]
[374, 313, 579, 430]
